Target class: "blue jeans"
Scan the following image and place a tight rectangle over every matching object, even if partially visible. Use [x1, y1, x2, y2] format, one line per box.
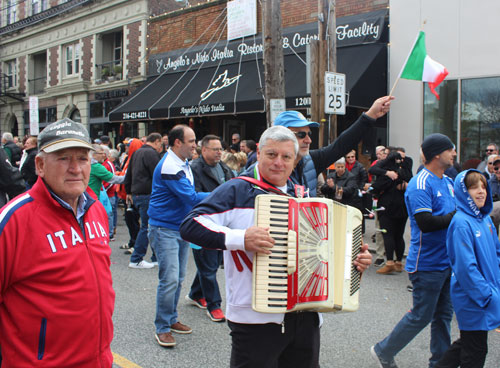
[148, 225, 189, 333]
[130, 194, 156, 263]
[375, 269, 453, 368]
[189, 248, 223, 311]
[108, 194, 117, 236]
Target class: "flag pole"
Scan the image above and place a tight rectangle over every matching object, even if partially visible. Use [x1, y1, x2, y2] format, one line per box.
[388, 23, 426, 97]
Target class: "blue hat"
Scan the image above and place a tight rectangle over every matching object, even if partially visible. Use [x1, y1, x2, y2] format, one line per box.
[273, 111, 319, 128]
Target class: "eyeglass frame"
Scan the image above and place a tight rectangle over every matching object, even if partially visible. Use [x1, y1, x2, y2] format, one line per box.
[294, 131, 313, 139]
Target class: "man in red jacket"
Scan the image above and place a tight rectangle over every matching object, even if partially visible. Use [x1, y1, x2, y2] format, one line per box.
[0, 118, 115, 367]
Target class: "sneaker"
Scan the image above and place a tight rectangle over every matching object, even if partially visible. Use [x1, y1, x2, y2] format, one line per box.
[120, 244, 131, 249]
[370, 346, 398, 368]
[207, 308, 225, 322]
[128, 260, 154, 269]
[374, 258, 385, 267]
[185, 295, 207, 309]
[152, 261, 159, 267]
[171, 321, 192, 334]
[124, 247, 134, 255]
[376, 263, 396, 275]
[155, 332, 176, 347]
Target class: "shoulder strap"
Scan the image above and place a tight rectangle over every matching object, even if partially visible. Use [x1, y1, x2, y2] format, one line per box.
[235, 176, 289, 196]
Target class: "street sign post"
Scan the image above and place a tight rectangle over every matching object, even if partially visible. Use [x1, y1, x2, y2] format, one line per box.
[324, 72, 346, 115]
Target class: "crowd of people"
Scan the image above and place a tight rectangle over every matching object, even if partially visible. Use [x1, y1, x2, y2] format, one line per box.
[0, 96, 499, 367]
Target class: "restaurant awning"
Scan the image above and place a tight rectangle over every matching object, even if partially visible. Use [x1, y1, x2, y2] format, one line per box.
[109, 45, 386, 122]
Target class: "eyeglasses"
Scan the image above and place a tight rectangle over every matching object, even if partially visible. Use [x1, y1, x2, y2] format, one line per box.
[294, 131, 313, 139]
[207, 147, 223, 152]
[488, 162, 494, 165]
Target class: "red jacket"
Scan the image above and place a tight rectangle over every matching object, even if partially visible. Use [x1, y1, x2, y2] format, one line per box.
[0, 178, 115, 367]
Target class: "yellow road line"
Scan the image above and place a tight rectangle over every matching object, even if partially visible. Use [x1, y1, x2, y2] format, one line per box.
[112, 352, 142, 368]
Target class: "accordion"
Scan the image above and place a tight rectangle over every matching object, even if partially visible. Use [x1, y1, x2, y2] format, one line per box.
[252, 195, 363, 313]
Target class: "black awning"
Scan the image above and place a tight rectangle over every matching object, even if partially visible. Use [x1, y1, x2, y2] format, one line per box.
[109, 44, 386, 122]
[337, 43, 387, 109]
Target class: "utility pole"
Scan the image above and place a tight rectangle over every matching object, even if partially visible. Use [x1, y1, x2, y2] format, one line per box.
[262, 0, 285, 127]
[311, 0, 336, 147]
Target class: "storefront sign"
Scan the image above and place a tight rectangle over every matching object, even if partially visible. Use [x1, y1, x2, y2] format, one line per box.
[95, 89, 129, 100]
[149, 9, 387, 76]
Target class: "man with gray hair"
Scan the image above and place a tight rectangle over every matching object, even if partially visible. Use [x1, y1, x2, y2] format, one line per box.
[180, 126, 372, 367]
[0, 118, 115, 366]
[2, 132, 22, 167]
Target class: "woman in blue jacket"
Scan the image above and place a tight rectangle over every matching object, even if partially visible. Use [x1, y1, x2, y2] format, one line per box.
[436, 170, 500, 368]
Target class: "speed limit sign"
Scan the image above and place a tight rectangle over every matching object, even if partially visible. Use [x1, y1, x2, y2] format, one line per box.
[324, 72, 346, 115]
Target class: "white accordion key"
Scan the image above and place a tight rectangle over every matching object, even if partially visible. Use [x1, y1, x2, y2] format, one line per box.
[287, 230, 297, 274]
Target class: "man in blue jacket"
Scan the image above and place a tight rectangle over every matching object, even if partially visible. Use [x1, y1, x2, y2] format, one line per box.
[148, 125, 209, 348]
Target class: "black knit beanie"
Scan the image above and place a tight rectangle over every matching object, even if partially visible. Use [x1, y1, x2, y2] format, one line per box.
[421, 133, 455, 161]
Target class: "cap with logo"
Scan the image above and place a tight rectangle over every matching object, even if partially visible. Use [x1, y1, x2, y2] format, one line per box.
[273, 111, 319, 128]
[38, 118, 94, 153]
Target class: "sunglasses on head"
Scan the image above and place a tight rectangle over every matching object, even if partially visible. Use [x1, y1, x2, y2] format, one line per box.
[294, 131, 313, 139]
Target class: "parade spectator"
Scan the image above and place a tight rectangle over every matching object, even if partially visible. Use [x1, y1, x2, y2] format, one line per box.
[477, 143, 498, 172]
[180, 126, 372, 367]
[230, 133, 241, 152]
[241, 139, 257, 169]
[345, 150, 368, 231]
[434, 170, 500, 368]
[100, 135, 111, 148]
[482, 154, 499, 180]
[147, 125, 209, 347]
[0, 146, 25, 207]
[321, 157, 360, 208]
[489, 156, 500, 202]
[186, 135, 234, 322]
[2, 132, 22, 167]
[88, 144, 124, 198]
[124, 133, 162, 269]
[19, 136, 38, 189]
[161, 133, 169, 158]
[0, 119, 115, 367]
[369, 145, 388, 267]
[234, 151, 248, 174]
[221, 152, 239, 176]
[118, 138, 143, 253]
[102, 146, 120, 240]
[371, 133, 457, 368]
[370, 149, 413, 274]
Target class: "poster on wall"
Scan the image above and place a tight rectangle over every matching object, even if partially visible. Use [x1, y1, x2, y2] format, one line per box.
[29, 96, 39, 135]
[227, 0, 257, 41]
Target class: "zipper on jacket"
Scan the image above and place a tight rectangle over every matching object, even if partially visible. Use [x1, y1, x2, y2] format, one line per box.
[38, 318, 47, 360]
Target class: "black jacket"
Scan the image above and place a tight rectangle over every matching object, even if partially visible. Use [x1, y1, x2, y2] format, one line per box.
[21, 147, 38, 186]
[3, 141, 22, 167]
[124, 144, 160, 195]
[190, 157, 234, 192]
[321, 170, 361, 208]
[347, 161, 368, 190]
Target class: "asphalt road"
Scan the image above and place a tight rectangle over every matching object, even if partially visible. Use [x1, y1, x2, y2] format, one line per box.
[109, 212, 500, 368]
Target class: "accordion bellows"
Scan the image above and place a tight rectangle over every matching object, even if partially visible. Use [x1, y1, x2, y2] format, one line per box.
[252, 195, 362, 313]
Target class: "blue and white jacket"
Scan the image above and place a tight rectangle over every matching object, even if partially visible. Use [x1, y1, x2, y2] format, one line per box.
[447, 169, 500, 331]
[148, 149, 209, 231]
[180, 167, 296, 325]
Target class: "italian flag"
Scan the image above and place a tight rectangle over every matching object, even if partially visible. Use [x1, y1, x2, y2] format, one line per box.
[400, 31, 448, 99]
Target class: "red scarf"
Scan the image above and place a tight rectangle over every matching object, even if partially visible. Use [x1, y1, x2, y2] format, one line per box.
[346, 161, 355, 172]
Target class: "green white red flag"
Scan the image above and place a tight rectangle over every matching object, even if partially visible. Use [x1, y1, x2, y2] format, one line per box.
[400, 31, 448, 99]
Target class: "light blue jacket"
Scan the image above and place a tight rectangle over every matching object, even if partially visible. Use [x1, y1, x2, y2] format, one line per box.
[447, 169, 500, 331]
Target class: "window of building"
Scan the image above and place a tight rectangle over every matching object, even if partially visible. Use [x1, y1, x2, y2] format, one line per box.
[23, 106, 57, 130]
[65, 43, 80, 77]
[96, 30, 123, 81]
[460, 76, 500, 165]
[4, 59, 17, 88]
[423, 79, 458, 145]
[4, 0, 16, 25]
[90, 99, 122, 119]
[31, 0, 48, 15]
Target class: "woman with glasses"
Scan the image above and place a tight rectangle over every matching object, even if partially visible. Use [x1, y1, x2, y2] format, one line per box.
[488, 157, 500, 202]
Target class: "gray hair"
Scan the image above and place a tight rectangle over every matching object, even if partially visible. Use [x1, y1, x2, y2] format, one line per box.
[258, 126, 298, 155]
[100, 145, 110, 155]
[335, 157, 346, 165]
[91, 144, 104, 157]
[487, 154, 499, 163]
[109, 149, 120, 159]
[2, 132, 13, 141]
[375, 145, 386, 153]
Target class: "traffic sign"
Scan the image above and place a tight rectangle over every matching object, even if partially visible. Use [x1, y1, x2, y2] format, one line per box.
[324, 72, 346, 115]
